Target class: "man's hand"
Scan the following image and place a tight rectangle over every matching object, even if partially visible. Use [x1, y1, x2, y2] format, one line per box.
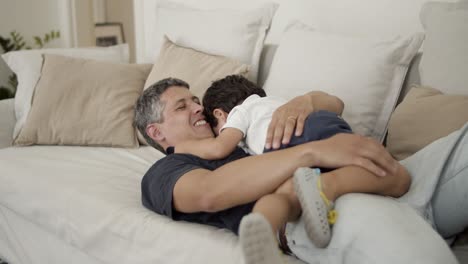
[265, 95, 314, 150]
[265, 91, 344, 150]
[311, 133, 399, 177]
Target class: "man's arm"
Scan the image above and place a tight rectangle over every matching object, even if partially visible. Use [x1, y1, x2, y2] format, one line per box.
[266, 91, 344, 149]
[308, 91, 344, 115]
[174, 128, 244, 160]
[173, 133, 399, 213]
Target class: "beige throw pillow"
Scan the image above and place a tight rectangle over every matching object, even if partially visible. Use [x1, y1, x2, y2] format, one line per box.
[14, 54, 152, 147]
[387, 86, 468, 160]
[139, 36, 250, 146]
[144, 36, 250, 99]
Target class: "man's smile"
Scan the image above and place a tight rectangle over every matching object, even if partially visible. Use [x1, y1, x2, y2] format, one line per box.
[194, 119, 208, 127]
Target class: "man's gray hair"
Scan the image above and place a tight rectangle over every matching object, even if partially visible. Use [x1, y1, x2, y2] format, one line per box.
[134, 78, 189, 151]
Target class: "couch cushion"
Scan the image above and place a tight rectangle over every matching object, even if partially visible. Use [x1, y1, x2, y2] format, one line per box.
[147, 1, 277, 82]
[1, 44, 130, 141]
[139, 36, 250, 146]
[144, 36, 250, 99]
[263, 22, 424, 141]
[387, 86, 468, 160]
[0, 144, 458, 264]
[0, 145, 244, 264]
[14, 54, 151, 147]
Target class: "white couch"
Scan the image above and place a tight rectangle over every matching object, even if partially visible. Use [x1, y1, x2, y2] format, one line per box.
[1, 0, 467, 263]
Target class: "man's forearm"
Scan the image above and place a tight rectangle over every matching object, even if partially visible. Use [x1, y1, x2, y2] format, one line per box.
[307, 91, 344, 115]
[203, 133, 401, 211]
[200, 143, 316, 211]
[173, 133, 399, 213]
[175, 128, 243, 159]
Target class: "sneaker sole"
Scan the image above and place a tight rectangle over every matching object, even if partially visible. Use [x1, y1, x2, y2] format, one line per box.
[293, 167, 331, 248]
[239, 213, 283, 264]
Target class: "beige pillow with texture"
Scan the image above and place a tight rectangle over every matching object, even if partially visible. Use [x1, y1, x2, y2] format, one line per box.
[14, 54, 152, 147]
[387, 86, 468, 160]
[144, 36, 250, 99]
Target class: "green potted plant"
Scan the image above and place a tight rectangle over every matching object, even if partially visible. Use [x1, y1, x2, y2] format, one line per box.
[0, 30, 60, 100]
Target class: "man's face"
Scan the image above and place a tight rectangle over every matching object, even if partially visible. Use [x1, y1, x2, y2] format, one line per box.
[156, 86, 214, 147]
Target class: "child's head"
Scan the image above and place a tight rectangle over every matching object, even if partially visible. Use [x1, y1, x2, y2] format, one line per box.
[202, 75, 266, 134]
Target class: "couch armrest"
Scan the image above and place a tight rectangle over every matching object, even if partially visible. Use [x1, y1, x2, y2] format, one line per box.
[0, 99, 15, 148]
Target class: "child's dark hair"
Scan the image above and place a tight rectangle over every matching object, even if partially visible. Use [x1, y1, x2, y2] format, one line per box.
[202, 75, 266, 127]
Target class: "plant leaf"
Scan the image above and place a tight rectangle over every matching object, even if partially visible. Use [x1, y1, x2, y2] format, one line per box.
[33, 36, 43, 48]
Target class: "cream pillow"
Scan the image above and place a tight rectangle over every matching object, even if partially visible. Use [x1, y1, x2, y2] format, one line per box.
[145, 1, 277, 82]
[1, 44, 130, 140]
[144, 36, 250, 98]
[140, 36, 250, 146]
[263, 22, 424, 141]
[387, 86, 468, 160]
[14, 54, 152, 147]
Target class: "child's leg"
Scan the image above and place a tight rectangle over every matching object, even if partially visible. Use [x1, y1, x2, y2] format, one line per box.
[294, 164, 410, 248]
[239, 214, 281, 264]
[294, 168, 333, 248]
[239, 179, 301, 264]
[252, 178, 301, 233]
[321, 164, 410, 202]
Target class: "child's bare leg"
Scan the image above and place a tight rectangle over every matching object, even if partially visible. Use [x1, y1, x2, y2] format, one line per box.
[294, 164, 410, 248]
[239, 178, 300, 264]
[252, 178, 301, 233]
[321, 164, 410, 202]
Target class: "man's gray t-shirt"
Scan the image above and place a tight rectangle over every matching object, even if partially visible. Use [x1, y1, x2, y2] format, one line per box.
[141, 147, 254, 234]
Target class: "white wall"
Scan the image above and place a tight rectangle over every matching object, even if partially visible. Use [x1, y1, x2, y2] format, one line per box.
[74, 0, 95, 47]
[0, 0, 76, 92]
[133, 0, 458, 63]
[0, 0, 75, 49]
[0, 0, 136, 93]
[106, 0, 136, 62]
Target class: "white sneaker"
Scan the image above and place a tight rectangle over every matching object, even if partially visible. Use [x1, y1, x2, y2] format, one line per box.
[293, 167, 336, 248]
[239, 213, 283, 264]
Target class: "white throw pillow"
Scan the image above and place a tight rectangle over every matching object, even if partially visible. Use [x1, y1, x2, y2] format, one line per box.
[2, 44, 130, 140]
[419, 2, 468, 95]
[148, 1, 278, 82]
[263, 22, 424, 141]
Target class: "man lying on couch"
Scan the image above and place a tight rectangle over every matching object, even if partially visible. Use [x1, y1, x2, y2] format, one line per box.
[134, 78, 467, 264]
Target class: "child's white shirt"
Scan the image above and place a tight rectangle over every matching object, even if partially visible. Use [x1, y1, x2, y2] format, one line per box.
[220, 94, 286, 155]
